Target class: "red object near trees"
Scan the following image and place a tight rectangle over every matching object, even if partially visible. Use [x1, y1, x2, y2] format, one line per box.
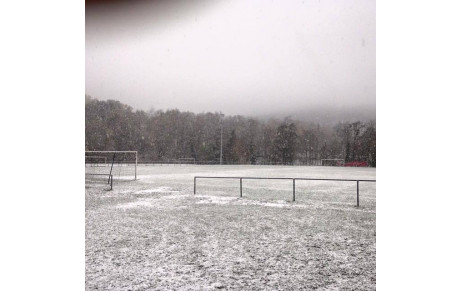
[344, 161, 368, 167]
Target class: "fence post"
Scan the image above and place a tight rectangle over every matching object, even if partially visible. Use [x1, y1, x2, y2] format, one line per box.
[110, 175, 113, 190]
[293, 179, 296, 202]
[356, 180, 360, 207]
[194, 177, 196, 194]
[240, 178, 243, 198]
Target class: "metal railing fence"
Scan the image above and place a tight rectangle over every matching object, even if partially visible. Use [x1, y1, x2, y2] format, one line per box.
[194, 176, 376, 207]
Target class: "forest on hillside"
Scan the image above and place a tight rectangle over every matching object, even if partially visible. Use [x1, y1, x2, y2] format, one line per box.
[85, 96, 376, 166]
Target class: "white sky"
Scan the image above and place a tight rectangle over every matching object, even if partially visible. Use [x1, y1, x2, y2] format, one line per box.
[86, 0, 375, 117]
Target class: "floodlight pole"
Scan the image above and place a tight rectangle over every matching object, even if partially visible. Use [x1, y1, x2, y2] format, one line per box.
[220, 115, 223, 165]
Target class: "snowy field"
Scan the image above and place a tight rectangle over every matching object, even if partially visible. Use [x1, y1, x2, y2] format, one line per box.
[86, 165, 376, 290]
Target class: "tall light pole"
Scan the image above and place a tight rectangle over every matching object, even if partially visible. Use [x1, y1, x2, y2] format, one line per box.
[220, 114, 223, 165]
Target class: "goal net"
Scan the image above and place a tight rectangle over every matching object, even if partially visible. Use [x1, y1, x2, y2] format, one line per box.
[321, 159, 345, 166]
[85, 151, 137, 188]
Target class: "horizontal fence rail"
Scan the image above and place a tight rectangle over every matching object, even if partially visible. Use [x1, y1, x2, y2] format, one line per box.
[193, 176, 376, 207]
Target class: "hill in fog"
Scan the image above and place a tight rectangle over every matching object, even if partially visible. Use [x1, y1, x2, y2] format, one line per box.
[257, 105, 375, 125]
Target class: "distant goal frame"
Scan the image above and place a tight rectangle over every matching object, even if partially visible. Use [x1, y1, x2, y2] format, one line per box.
[321, 159, 345, 167]
[85, 151, 138, 180]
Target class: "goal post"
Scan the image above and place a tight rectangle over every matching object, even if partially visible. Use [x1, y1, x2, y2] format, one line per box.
[321, 159, 345, 166]
[85, 151, 138, 181]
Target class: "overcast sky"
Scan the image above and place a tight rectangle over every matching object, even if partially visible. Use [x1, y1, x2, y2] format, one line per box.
[86, 0, 375, 118]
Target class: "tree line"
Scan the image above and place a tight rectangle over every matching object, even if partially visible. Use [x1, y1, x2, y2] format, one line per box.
[85, 95, 376, 166]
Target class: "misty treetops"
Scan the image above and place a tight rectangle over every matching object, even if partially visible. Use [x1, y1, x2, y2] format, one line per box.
[85, 96, 376, 166]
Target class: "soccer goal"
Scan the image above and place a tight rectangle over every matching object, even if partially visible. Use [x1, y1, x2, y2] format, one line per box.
[321, 159, 345, 166]
[85, 151, 138, 187]
[178, 158, 196, 165]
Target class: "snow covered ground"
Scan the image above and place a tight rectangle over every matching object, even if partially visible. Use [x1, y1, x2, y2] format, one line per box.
[86, 165, 376, 290]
